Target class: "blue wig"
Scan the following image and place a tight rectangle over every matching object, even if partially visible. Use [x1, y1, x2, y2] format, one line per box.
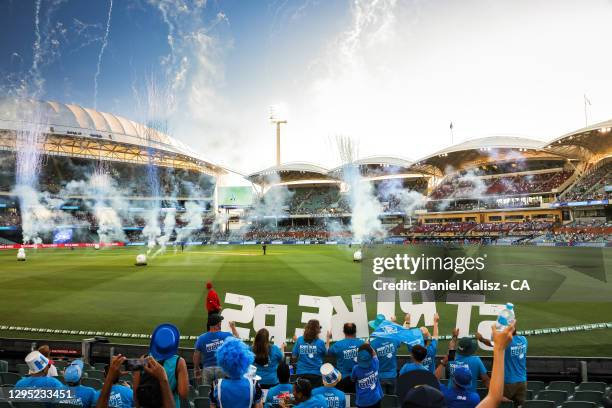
[216, 337, 254, 379]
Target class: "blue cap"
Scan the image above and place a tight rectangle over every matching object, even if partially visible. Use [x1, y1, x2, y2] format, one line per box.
[64, 360, 84, 383]
[453, 366, 472, 389]
[357, 349, 372, 368]
[150, 323, 180, 361]
[368, 314, 386, 330]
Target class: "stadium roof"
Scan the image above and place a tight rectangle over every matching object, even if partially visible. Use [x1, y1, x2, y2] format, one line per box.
[544, 119, 612, 161]
[0, 98, 224, 174]
[246, 162, 332, 184]
[328, 155, 419, 179]
[412, 135, 565, 176]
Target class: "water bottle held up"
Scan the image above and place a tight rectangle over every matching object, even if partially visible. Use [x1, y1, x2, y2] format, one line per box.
[496, 303, 515, 330]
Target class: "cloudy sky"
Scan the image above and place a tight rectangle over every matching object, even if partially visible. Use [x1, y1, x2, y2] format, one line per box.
[1, 0, 612, 174]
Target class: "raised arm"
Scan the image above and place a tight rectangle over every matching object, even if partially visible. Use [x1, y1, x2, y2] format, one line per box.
[229, 321, 240, 338]
[96, 355, 126, 408]
[433, 313, 439, 339]
[476, 332, 493, 347]
[403, 313, 411, 328]
[325, 331, 332, 351]
[476, 322, 515, 408]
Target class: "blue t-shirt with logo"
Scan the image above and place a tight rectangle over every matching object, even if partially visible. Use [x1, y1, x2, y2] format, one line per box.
[351, 357, 383, 407]
[504, 336, 527, 384]
[328, 338, 364, 378]
[312, 386, 347, 408]
[294, 394, 328, 408]
[92, 384, 133, 408]
[292, 337, 326, 375]
[194, 331, 233, 367]
[212, 378, 261, 408]
[66, 385, 98, 407]
[399, 362, 428, 376]
[442, 384, 481, 408]
[253, 344, 284, 385]
[15, 376, 65, 389]
[265, 383, 293, 408]
[449, 355, 487, 391]
[370, 337, 402, 379]
[422, 339, 438, 373]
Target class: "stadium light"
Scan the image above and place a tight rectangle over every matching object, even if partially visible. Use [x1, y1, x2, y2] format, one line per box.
[269, 104, 288, 167]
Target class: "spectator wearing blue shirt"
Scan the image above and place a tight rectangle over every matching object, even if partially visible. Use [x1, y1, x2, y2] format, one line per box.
[416, 312, 440, 373]
[99, 355, 175, 408]
[14, 351, 65, 390]
[369, 314, 402, 395]
[285, 378, 327, 408]
[448, 337, 489, 392]
[265, 362, 293, 408]
[326, 322, 364, 393]
[399, 344, 429, 376]
[210, 338, 263, 408]
[292, 320, 326, 388]
[193, 313, 239, 386]
[312, 363, 346, 408]
[94, 362, 134, 408]
[442, 366, 481, 408]
[253, 328, 286, 389]
[477, 326, 528, 406]
[63, 359, 98, 408]
[351, 344, 383, 408]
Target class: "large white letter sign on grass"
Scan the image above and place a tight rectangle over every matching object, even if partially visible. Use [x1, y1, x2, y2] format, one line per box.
[296, 295, 334, 338]
[253, 303, 288, 344]
[329, 295, 369, 340]
[222, 293, 255, 340]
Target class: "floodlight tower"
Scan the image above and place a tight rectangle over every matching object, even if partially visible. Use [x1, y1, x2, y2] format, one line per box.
[269, 106, 287, 167]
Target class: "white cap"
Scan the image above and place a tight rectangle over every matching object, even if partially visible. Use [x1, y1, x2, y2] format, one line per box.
[25, 351, 49, 374]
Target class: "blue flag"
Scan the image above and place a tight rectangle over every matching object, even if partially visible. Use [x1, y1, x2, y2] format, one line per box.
[371, 320, 424, 347]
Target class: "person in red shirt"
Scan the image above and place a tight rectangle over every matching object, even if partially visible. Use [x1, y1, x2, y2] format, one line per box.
[206, 282, 222, 330]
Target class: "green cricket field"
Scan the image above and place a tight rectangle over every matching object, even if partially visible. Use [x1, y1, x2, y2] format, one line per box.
[0, 245, 610, 356]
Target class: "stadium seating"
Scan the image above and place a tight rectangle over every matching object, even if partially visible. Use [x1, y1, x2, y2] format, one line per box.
[576, 382, 607, 393]
[537, 390, 569, 406]
[563, 161, 612, 202]
[548, 381, 576, 396]
[524, 400, 556, 408]
[561, 402, 596, 408]
[570, 391, 604, 405]
[0, 360, 7, 373]
[381, 394, 400, 407]
[0, 372, 19, 386]
[430, 170, 573, 200]
[192, 397, 210, 408]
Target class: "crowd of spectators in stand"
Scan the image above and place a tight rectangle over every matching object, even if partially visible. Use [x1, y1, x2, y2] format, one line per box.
[0, 153, 216, 198]
[563, 161, 612, 202]
[426, 198, 541, 212]
[430, 170, 573, 200]
[287, 187, 351, 215]
[243, 224, 352, 241]
[0, 211, 20, 226]
[7, 306, 524, 408]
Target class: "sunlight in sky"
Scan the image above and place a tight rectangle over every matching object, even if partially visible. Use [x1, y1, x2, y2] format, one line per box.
[1, 0, 612, 173]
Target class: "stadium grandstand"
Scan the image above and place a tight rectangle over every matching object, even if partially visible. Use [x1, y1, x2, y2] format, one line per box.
[239, 129, 611, 246]
[1, 98, 611, 247]
[0, 98, 224, 245]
